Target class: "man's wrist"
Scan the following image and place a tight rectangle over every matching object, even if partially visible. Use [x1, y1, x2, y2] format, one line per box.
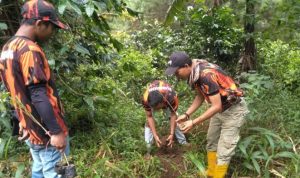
[49, 129, 63, 136]
[184, 112, 190, 119]
[51, 131, 64, 136]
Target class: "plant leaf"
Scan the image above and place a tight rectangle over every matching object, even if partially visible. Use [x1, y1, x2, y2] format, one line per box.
[251, 158, 261, 174]
[164, 0, 186, 26]
[187, 153, 206, 173]
[0, 138, 7, 159]
[67, 1, 82, 15]
[83, 96, 94, 110]
[0, 23, 8, 30]
[86, 2, 95, 17]
[126, 7, 139, 16]
[274, 151, 296, 159]
[58, 0, 67, 14]
[15, 163, 25, 178]
[74, 44, 91, 56]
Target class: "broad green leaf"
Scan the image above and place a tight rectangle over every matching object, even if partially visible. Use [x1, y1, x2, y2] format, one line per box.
[74, 44, 90, 56]
[265, 135, 275, 154]
[0, 116, 11, 130]
[59, 46, 69, 55]
[242, 162, 254, 170]
[265, 155, 274, 168]
[250, 127, 282, 140]
[274, 151, 296, 159]
[15, 163, 25, 178]
[187, 153, 206, 173]
[251, 151, 263, 159]
[0, 23, 8, 30]
[83, 96, 94, 110]
[0, 138, 6, 159]
[240, 135, 257, 148]
[126, 7, 139, 16]
[67, 1, 82, 15]
[48, 58, 55, 67]
[93, 1, 106, 11]
[238, 144, 248, 158]
[258, 145, 269, 159]
[58, 0, 67, 14]
[251, 158, 261, 174]
[86, 2, 95, 17]
[4, 137, 12, 159]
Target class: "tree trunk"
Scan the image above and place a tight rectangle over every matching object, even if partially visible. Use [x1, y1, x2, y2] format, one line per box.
[213, 0, 223, 7]
[205, 0, 223, 8]
[238, 0, 256, 73]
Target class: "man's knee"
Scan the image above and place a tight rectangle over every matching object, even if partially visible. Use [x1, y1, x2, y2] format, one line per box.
[206, 133, 220, 151]
[217, 130, 240, 164]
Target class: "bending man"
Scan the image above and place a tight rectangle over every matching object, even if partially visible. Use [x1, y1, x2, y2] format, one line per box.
[142, 80, 187, 154]
[165, 52, 249, 178]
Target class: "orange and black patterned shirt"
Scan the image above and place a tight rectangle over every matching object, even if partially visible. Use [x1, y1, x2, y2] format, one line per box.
[0, 36, 68, 145]
[142, 80, 178, 113]
[189, 62, 244, 111]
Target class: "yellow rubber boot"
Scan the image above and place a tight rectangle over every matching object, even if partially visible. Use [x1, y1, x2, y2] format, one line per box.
[213, 164, 228, 178]
[206, 151, 217, 177]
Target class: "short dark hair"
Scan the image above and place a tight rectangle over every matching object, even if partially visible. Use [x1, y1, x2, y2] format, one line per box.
[21, 18, 36, 25]
[148, 90, 175, 108]
[148, 91, 163, 108]
[21, 19, 52, 27]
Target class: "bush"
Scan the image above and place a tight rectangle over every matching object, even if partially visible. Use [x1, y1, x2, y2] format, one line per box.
[236, 72, 300, 177]
[258, 40, 300, 91]
[128, 5, 244, 74]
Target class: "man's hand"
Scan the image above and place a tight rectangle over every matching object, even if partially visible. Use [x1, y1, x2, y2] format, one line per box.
[176, 114, 188, 124]
[18, 123, 29, 141]
[166, 134, 174, 148]
[154, 135, 162, 148]
[50, 132, 66, 152]
[180, 120, 194, 133]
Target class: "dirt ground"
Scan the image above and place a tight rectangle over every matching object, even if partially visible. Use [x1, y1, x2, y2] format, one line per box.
[153, 136, 192, 178]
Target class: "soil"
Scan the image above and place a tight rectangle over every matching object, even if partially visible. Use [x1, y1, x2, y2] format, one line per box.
[153, 136, 193, 178]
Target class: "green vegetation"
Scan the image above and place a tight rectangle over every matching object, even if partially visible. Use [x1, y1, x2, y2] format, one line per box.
[0, 0, 299, 177]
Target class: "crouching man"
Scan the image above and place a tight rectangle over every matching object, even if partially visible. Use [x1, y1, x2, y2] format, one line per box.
[142, 80, 187, 155]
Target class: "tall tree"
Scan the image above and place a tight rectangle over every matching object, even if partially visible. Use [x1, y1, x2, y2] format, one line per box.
[238, 0, 256, 73]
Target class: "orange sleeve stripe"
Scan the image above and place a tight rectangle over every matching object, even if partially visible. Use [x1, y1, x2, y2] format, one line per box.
[28, 45, 41, 52]
[19, 51, 35, 85]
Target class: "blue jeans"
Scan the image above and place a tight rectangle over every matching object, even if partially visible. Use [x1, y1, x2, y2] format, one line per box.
[145, 125, 187, 145]
[145, 108, 187, 151]
[26, 138, 70, 178]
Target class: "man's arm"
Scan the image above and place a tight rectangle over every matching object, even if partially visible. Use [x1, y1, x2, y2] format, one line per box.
[192, 93, 222, 125]
[166, 111, 176, 147]
[145, 110, 162, 147]
[28, 84, 66, 151]
[20, 50, 66, 151]
[181, 93, 222, 133]
[169, 111, 176, 135]
[177, 92, 204, 123]
[27, 84, 62, 134]
[185, 92, 205, 116]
